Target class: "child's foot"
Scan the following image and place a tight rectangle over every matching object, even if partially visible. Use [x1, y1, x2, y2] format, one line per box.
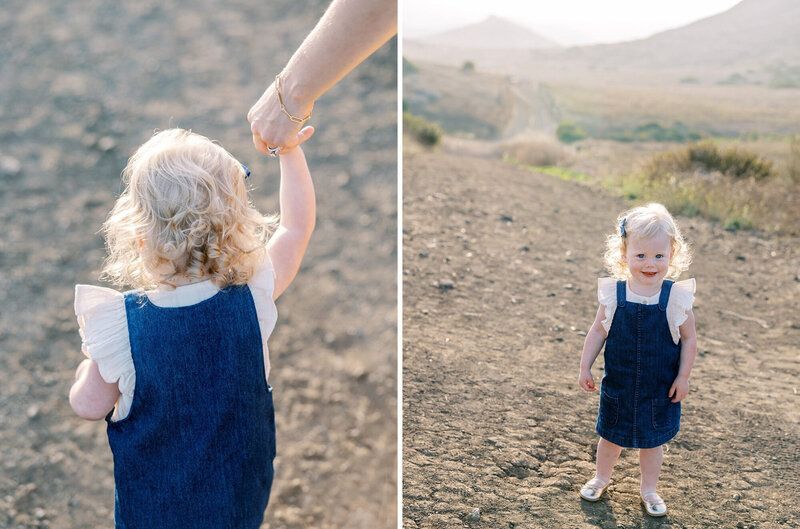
[580, 477, 609, 502]
[641, 491, 667, 517]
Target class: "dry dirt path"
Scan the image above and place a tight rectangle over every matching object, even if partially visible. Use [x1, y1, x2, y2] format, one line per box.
[1, 2, 396, 528]
[402, 149, 800, 529]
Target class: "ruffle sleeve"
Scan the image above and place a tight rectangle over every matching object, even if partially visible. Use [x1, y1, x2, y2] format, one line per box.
[597, 277, 618, 334]
[248, 253, 278, 380]
[667, 278, 695, 344]
[74, 284, 134, 422]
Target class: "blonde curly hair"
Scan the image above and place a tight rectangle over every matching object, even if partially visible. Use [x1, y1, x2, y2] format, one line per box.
[603, 203, 691, 280]
[101, 128, 277, 289]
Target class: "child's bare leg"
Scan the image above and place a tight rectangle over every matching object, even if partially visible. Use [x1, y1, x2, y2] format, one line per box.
[595, 438, 623, 482]
[639, 445, 663, 493]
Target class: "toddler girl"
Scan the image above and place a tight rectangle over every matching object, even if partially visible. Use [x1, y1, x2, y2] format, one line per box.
[578, 203, 697, 517]
[68, 126, 314, 528]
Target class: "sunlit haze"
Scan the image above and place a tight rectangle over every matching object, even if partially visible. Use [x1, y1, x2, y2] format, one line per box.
[403, 0, 744, 46]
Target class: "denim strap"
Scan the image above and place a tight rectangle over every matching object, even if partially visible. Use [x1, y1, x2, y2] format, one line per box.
[658, 280, 674, 311]
[616, 281, 627, 308]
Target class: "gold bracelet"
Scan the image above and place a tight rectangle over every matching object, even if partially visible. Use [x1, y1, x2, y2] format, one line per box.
[275, 74, 312, 124]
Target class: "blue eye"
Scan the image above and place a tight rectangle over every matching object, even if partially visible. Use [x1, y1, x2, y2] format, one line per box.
[656, 254, 664, 259]
[636, 254, 645, 258]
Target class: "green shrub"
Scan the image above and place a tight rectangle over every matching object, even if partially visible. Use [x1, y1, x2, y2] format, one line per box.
[461, 61, 475, 73]
[556, 122, 587, 144]
[768, 72, 800, 89]
[647, 141, 774, 181]
[403, 112, 442, 146]
[602, 122, 701, 143]
[789, 135, 800, 185]
[717, 73, 748, 85]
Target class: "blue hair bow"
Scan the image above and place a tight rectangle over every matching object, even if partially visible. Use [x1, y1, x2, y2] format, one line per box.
[620, 218, 627, 238]
[241, 163, 251, 179]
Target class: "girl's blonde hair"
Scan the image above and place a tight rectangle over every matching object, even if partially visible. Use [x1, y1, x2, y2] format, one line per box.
[603, 203, 691, 280]
[101, 129, 277, 289]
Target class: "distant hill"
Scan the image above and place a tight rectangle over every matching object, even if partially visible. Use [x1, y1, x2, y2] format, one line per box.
[405, 0, 800, 77]
[569, 0, 800, 68]
[417, 16, 560, 50]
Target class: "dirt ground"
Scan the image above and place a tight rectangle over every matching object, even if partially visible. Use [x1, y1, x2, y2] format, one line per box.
[0, 1, 396, 528]
[402, 147, 800, 529]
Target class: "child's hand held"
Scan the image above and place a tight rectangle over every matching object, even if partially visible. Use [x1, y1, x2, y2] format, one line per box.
[295, 125, 314, 145]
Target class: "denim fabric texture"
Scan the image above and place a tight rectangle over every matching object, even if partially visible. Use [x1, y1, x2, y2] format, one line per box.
[105, 285, 276, 529]
[596, 280, 681, 449]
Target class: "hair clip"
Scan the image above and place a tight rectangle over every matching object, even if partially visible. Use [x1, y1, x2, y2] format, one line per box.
[620, 218, 627, 238]
[241, 163, 251, 179]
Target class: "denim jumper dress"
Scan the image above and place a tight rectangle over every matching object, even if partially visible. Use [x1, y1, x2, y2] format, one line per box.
[596, 280, 681, 449]
[105, 285, 276, 529]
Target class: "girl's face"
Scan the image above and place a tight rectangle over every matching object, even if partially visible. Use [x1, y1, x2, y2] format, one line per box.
[623, 232, 673, 292]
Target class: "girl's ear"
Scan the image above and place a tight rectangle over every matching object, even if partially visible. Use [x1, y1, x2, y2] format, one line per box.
[620, 246, 627, 263]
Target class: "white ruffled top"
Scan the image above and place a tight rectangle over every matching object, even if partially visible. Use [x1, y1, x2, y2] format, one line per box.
[74, 256, 278, 422]
[598, 278, 695, 344]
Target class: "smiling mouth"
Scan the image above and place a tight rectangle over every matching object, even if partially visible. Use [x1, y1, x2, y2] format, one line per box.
[642, 272, 657, 277]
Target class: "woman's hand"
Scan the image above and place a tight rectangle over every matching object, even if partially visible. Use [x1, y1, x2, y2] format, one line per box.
[248, 81, 314, 155]
[669, 376, 689, 403]
[579, 369, 596, 392]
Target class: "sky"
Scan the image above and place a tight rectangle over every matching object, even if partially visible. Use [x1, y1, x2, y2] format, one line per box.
[403, 0, 744, 46]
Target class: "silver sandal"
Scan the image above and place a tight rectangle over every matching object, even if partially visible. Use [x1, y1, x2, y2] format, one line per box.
[641, 491, 667, 517]
[580, 477, 609, 502]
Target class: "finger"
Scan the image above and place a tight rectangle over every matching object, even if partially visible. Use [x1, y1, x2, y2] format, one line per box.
[668, 385, 676, 398]
[295, 125, 315, 146]
[252, 133, 269, 154]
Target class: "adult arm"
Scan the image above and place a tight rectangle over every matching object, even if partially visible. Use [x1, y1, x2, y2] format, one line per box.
[266, 130, 316, 300]
[248, 0, 397, 153]
[578, 305, 608, 392]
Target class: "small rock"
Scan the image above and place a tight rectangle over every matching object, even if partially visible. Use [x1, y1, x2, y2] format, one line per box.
[564, 283, 574, 290]
[421, 309, 428, 315]
[734, 493, 741, 501]
[97, 136, 116, 152]
[438, 280, 455, 291]
[34, 508, 46, 520]
[469, 508, 480, 521]
[419, 252, 428, 258]
[737, 522, 744, 529]
[500, 214, 513, 222]
[0, 155, 21, 177]
[26, 405, 40, 419]
[81, 133, 98, 147]
[521, 246, 530, 252]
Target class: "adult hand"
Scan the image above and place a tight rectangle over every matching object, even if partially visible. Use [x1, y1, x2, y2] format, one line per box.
[259, 125, 315, 156]
[578, 369, 596, 392]
[668, 376, 689, 403]
[248, 80, 314, 155]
